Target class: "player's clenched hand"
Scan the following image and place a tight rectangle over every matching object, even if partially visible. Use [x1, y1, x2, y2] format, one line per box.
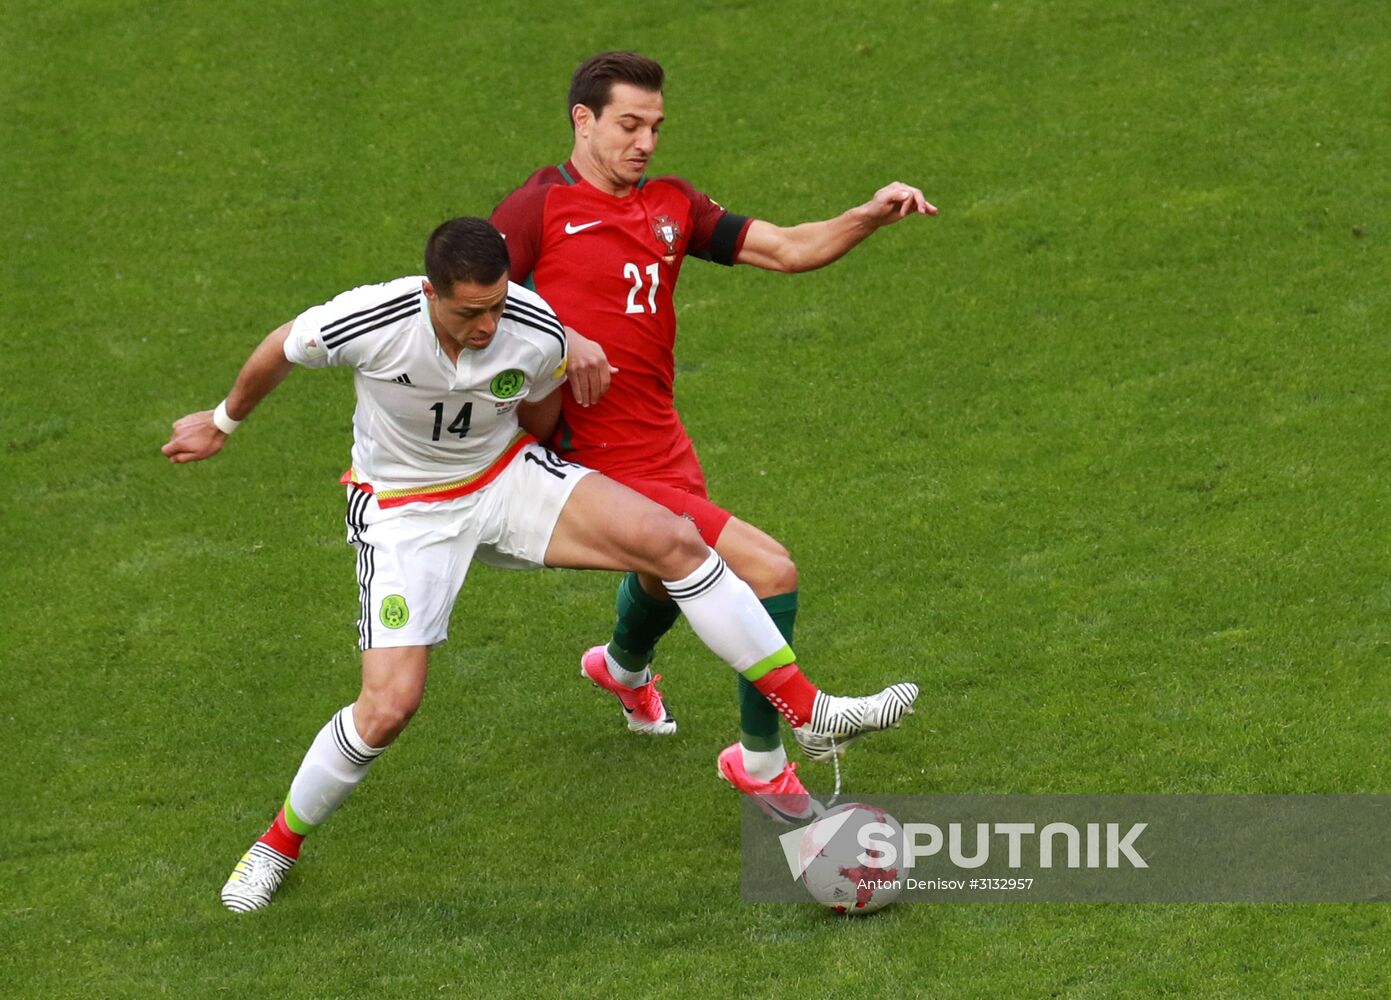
[564, 326, 619, 407]
[863, 182, 937, 227]
[161, 410, 227, 464]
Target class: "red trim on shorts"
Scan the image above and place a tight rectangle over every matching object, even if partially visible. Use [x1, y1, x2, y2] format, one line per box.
[341, 434, 536, 508]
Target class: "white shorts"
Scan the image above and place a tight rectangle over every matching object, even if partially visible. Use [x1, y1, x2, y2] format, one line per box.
[344, 443, 592, 649]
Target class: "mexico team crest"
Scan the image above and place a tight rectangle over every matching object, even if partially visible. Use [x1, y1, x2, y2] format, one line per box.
[490, 369, 526, 398]
[380, 595, 409, 629]
[651, 214, 682, 259]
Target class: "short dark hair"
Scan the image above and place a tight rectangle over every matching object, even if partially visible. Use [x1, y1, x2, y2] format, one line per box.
[568, 51, 664, 127]
[424, 217, 510, 292]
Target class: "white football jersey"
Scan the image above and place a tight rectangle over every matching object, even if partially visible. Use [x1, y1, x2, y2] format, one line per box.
[283, 276, 568, 492]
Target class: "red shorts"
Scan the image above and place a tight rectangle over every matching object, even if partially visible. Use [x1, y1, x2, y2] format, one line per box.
[566, 435, 733, 546]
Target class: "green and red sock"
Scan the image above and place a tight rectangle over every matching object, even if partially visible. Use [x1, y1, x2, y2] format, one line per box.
[750, 662, 819, 728]
[257, 806, 305, 860]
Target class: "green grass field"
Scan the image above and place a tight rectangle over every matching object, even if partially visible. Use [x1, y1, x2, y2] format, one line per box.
[4, 0, 1389, 996]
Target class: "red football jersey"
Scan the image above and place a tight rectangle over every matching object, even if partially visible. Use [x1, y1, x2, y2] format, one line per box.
[490, 162, 752, 485]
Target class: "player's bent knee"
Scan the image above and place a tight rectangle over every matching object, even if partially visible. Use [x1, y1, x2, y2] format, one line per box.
[726, 540, 798, 596]
[669, 516, 710, 569]
[634, 510, 708, 580]
[767, 551, 798, 595]
[354, 681, 424, 747]
[355, 699, 419, 747]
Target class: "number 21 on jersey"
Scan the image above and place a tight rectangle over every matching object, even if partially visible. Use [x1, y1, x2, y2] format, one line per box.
[624, 261, 660, 314]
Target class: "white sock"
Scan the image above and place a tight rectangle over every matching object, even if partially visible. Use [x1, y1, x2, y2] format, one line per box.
[662, 553, 788, 673]
[742, 743, 788, 782]
[605, 649, 652, 688]
[286, 705, 385, 827]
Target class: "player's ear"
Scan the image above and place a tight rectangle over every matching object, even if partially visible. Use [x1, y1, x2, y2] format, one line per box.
[571, 103, 592, 136]
[422, 279, 436, 301]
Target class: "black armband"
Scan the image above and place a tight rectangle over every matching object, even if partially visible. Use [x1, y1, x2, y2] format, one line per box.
[691, 212, 751, 266]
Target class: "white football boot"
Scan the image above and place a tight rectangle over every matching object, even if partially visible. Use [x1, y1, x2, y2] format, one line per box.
[792, 682, 919, 763]
[220, 842, 296, 913]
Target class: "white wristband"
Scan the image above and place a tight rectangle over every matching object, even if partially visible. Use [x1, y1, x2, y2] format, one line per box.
[211, 400, 242, 435]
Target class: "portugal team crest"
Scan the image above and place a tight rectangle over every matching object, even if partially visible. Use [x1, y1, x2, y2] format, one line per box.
[651, 214, 682, 259]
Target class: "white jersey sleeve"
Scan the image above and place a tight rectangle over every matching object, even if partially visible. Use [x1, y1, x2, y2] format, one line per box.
[283, 277, 425, 371]
[501, 284, 568, 404]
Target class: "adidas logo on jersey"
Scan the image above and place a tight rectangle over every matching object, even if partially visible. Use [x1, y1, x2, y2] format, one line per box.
[391, 373, 413, 385]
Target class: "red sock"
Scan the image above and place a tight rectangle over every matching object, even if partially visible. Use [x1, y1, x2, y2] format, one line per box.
[752, 663, 819, 728]
[257, 808, 305, 860]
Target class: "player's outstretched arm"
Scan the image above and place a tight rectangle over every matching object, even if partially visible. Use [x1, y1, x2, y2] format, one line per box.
[734, 181, 937, 273]
[161, 323, 296, 464]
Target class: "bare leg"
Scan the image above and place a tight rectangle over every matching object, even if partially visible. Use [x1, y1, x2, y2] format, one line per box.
[352, 645, 431, 747]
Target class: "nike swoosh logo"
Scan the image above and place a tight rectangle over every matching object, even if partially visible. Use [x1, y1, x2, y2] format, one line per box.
[564, 220, 603, 235]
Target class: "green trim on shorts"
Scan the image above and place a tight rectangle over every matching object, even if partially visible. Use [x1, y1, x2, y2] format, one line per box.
[742, 644, 796, 682]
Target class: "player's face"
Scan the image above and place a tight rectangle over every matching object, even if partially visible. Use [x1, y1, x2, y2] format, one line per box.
[424, 275, 509, 352]
[575, 82, 664, 194]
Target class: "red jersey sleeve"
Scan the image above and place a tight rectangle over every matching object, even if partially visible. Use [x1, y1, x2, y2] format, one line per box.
[490, 166, 563, 284]
[655, 176, 754, 266]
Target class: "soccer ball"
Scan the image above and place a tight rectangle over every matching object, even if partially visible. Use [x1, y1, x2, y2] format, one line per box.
[798, 803, 903, 915]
